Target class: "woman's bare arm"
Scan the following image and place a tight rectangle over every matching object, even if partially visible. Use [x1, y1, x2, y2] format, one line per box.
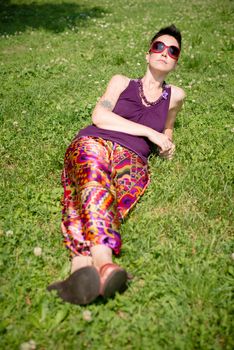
[159, 85, 186, 159]
[163, 85, 186, 140]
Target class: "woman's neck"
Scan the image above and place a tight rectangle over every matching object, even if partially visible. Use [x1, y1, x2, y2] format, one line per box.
[141, 68, 167, 90]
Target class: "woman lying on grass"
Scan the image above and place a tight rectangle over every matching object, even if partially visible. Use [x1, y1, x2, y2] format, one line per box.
[48, 24, 185, 305]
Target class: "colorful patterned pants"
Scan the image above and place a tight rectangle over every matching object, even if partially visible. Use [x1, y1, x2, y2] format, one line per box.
[61, 136, 150, 257]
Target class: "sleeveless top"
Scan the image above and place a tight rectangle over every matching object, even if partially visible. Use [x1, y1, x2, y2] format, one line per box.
[77, 79, 171, 163]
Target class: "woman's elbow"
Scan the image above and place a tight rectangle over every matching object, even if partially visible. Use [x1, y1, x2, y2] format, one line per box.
[91, 113, 97, 125]
[92, 109, 103, 126]
[91, 107, 99, 124]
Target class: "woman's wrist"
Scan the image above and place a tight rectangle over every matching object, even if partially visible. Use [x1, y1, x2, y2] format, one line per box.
[145, 127, 159, 139]
[163, 129, 173, 141]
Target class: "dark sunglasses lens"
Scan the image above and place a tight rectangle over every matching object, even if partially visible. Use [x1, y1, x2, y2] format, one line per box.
[169, 46, 180, 58]
[153, 41, 164, 52]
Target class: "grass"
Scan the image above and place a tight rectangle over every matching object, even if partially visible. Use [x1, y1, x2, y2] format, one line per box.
[0, 0, 233, 349]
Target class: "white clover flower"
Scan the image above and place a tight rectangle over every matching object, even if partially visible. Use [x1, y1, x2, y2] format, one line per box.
[82, 310, 92, 322]
[33, 247, 42, 256]
[20, 340, 36, 350]
[5, 230, 13, 237]
[20, 343, 30, 350]
[231, 253, 234, 260]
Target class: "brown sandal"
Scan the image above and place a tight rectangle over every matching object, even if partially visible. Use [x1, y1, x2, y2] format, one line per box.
[47, 266, 100, 305]
[99, 263, 128, 299]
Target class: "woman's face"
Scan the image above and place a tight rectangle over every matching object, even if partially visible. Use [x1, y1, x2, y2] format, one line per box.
[147, 34, 180, 73]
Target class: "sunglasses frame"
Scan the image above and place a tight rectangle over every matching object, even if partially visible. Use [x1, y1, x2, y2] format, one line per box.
[149, 41, 180, 60]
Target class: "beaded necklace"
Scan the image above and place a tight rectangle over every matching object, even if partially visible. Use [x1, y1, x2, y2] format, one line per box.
[137, 79, 167, 106]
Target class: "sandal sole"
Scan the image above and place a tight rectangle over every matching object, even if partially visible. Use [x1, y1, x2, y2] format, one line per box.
[47, 266, 100, 305]
[102, 269, 128, 299]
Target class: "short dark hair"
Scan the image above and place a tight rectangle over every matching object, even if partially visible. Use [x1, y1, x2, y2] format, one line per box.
[150, 24, 182, 49]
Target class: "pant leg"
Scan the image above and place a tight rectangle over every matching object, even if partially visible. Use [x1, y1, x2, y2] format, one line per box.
[112, 143, 150, 220]
[61, 166, 89, 256]
[61, 137, 122, 257]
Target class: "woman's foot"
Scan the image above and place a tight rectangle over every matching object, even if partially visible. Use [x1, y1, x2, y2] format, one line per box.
[48, 246, 128, 304]
[90, 245, 128, 298]
[47, 265, 100, 305]
[99, 263, 128, 298]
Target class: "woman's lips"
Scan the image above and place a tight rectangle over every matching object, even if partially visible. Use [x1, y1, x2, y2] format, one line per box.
[157, 59, 167, 64]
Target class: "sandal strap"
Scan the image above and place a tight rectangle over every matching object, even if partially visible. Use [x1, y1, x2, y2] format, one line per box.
[99, 263, 121, 276]
[99, 263, 133, 280]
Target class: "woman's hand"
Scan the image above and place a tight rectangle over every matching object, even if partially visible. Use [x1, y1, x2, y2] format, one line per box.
[159, 143, 176, 160]
[147, 129, 173, 153]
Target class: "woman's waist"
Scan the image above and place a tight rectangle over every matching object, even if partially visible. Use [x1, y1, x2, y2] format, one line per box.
[77, 126, 151, 163]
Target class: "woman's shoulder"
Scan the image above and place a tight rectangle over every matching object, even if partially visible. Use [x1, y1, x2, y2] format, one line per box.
[104, 75, 132, 97]
[100, 75, 131, 102]
[168, 84, 186, 111]
[169, 84, 186, 102]
[108, 74, 131, 88]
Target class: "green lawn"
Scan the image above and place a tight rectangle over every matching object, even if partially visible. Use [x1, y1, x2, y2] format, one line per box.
[0, 0, 233, 349]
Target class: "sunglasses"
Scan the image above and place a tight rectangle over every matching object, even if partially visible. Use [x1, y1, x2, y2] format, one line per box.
[149, 41, 180, 60]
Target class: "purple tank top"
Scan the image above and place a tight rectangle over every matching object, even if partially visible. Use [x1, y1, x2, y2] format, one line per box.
[78, 79, 171, 163]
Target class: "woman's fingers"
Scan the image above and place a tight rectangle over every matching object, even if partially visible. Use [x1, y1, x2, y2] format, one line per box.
[159, 139, 173, 152]
[161, 143, 175, 153]
[148, 130, 173, 151]
[159, 143, 176, 159]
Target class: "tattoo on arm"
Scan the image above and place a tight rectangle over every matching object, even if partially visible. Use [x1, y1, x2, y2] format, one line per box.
[99, 99, 113, 110]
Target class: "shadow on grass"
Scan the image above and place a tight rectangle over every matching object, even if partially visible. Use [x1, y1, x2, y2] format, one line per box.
[0, 0, 107, 35]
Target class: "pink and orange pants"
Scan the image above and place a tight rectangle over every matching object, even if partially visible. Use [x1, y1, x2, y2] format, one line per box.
[61, 136, 150, 257]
